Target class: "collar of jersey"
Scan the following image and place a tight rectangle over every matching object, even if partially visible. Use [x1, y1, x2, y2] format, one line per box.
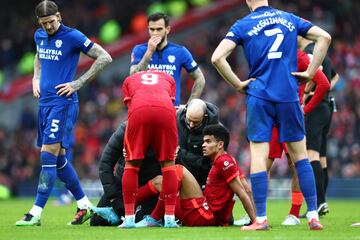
[156, 42, 170, 52]
[254, 6, 272, 12]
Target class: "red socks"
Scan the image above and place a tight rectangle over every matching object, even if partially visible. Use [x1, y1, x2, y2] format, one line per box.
[162, 165, 178, 216]
[289, 191, 304, 218]
[150, 195, 165, 220]
[136, 180, 159, 205]
[122, 165, 139, 216]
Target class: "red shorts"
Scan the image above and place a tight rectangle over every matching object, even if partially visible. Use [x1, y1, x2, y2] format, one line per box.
[269, 127, 288, 159]
[125, 106, 178, 161]
[176, 197, 219, 226]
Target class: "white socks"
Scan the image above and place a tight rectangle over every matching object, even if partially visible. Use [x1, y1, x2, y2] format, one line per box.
[77, 196, 91, 209]
[306, 210, 319, 221]
[256, 216, 267, 223]
[29, 205, 43, 218]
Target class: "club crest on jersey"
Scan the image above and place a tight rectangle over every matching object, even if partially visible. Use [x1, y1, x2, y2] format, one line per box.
[224, 161, 229, 166]
[40, 40, 44, 46]
[55, 39, 62, 48]
[168, 55, 176, 63]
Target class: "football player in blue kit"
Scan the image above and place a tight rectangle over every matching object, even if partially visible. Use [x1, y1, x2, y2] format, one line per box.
[130, 12, 205, 106]
[211, 0, 331, 230]
[16, 0, 112, 226]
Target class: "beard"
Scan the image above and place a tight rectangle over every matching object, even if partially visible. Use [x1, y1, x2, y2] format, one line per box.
[157, 35, 166, 47]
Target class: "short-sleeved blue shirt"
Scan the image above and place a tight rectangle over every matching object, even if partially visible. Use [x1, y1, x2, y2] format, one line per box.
[225, 6, 313, 102]
[34, 24, 94, 106]
[131, 42, 198, 106]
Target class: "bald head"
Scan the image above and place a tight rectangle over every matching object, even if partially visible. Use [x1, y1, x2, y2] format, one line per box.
[186, 99, 207, 129]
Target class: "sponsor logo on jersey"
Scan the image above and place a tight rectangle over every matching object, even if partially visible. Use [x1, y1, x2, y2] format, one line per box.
[38, 47, 62, 61]
[222, 160, 234, 171]
[251, 11, 282, 19]
[55, 39, 62, 48]
[49, 133, 56, 139]
[168, 55, 176, 63]
[148, 63, 177, 76]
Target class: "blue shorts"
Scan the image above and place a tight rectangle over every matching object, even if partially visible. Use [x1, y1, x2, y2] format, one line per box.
[37, 103, 78, 149]
[246, 95, 305, 142]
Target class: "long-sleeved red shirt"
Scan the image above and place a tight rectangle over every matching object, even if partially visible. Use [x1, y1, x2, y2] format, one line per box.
[297, 50, 330, 114]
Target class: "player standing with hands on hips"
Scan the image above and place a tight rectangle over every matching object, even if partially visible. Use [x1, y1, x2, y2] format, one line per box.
[211, 0, 331, 230]
[16, 0, 112, 226]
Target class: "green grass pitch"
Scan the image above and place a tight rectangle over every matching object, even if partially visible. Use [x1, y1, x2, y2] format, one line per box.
[1, 199, 359, 240]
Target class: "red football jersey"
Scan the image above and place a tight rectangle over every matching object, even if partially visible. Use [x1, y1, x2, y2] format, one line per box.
[122, 70, 176, 115]
[297, 50, 330, 113]
[204, 153, 240, 225]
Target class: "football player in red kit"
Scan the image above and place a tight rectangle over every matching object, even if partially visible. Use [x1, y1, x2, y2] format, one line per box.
[120, 69, 179, 228]
[135, 124, 256, 227]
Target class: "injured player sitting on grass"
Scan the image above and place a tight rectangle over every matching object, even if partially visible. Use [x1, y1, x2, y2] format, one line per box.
[135, 124, 256, 227]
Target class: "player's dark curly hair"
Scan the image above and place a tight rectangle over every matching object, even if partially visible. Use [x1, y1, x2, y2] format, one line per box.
[35, 0, 59, 18]
[203, 124, 230, 150]
[148, 12, 170, 27]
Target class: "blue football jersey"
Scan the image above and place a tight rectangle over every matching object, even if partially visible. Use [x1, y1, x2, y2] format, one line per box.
[34, 24, 94, 106]
[131, 42, 198, 106]
[225, 6, 313, 102]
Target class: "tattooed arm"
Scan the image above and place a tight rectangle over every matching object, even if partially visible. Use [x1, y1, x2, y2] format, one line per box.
[56, 43, 112, 96]
[33, 53, 41, 98]
[129, 52, 152, 75]
[187, 68, 206, 102]
[129, 36, 160, 75]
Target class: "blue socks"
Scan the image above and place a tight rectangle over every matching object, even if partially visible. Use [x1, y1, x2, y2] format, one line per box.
[295, 159, 317, 212]
[57, 154, 85, 201]
[250, 171, 268, 217]
[34, 151, 58, 208]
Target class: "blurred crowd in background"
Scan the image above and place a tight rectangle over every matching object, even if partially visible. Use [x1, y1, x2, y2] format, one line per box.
[0, 0, 360, 195]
